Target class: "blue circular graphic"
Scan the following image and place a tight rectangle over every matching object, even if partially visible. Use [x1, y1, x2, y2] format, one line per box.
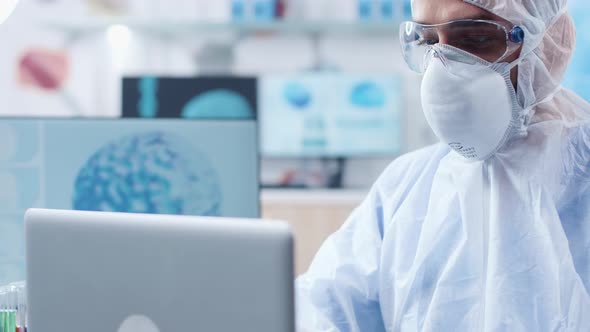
[284, 82, 312, 109]
[350, 81, 386, 108]
[73, 131, 222, 216]
[182, 89, 254, 119]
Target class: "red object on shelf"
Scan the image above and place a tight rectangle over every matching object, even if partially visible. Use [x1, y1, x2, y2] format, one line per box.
[276, 0, 286, 18]
[18, 48, 70, 91]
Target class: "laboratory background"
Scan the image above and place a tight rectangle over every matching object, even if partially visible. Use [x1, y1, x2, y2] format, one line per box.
[0, 0, 589, 286]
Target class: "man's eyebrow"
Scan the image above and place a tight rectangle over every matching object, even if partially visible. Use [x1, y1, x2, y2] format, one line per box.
[465, 13, 497, 21]
[413, 13, 496, 25]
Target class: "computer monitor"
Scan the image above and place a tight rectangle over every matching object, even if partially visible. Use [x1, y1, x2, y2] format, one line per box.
[0, 118, 259, 284]
[122, 76, 257, 119]
[259, 73, 403, 157]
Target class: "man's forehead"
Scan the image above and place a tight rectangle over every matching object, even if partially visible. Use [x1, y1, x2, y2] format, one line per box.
[412, 0, 497, 25]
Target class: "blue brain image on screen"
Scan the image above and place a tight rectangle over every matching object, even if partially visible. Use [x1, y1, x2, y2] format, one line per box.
[350, 81, 386, 108]
[182, 89, 254, 119]
[284, 82, 312, 109]
[72, 131, 222, 216]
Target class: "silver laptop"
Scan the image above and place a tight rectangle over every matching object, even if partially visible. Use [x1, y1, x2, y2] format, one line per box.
[25, 208, 294, 332]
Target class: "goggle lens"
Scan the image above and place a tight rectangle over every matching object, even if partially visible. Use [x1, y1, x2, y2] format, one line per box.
[400, 20, 524, 73]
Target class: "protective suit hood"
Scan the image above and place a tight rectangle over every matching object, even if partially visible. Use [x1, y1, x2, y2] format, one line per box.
[464, 0, 580, 123]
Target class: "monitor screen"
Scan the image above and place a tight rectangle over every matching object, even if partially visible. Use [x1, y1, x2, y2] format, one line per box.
[0, 118, 259, 283]
[260, 73, 403, 157]
[122, 76, 257, 119]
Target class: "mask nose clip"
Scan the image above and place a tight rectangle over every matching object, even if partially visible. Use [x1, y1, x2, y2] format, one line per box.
[423, 46, 448, 72]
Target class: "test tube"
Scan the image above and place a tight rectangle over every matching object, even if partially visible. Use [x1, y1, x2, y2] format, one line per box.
[0, 286, 6, 332]
[0, 282, 27, 332]
[13, 283, 26, 332]
[5, 311, 15, 332]
[5, 285, 16, 332]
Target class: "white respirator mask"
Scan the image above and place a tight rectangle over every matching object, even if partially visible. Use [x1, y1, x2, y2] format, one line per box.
[420, 45, 525, 161]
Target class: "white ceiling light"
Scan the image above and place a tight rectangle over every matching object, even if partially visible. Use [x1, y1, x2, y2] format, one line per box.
[107, 24, 131, 48]
[0, 0, 18, 25]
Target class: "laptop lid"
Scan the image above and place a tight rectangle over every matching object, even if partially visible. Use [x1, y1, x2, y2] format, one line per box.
[26, 208, 294, 332]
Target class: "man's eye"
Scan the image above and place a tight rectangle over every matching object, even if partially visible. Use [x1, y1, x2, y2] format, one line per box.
[457, 35, 494, 46]
[417, 37, 438, 46]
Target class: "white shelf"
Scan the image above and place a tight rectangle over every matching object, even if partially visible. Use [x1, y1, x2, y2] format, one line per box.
[261, 188, 367, 206]
[42, 19, 401, 36]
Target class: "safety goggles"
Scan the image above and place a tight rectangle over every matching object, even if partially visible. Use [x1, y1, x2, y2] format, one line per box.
[399, 19, 525, 73]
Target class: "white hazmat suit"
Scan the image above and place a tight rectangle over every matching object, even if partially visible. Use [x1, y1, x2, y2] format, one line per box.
[296, 0, 590, 331]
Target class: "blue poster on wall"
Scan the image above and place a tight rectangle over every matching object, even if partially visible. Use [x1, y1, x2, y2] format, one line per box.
[564, 0, 590, 101]
[0, 118, 259, 284]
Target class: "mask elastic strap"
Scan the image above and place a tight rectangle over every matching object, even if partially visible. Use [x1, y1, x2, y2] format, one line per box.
[522, 86, 563, 125]
[519, 8, 568, 124]
[490, 56, 523, 73]
[507, 57, 523, 70]
[517, 8, 568, 125]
